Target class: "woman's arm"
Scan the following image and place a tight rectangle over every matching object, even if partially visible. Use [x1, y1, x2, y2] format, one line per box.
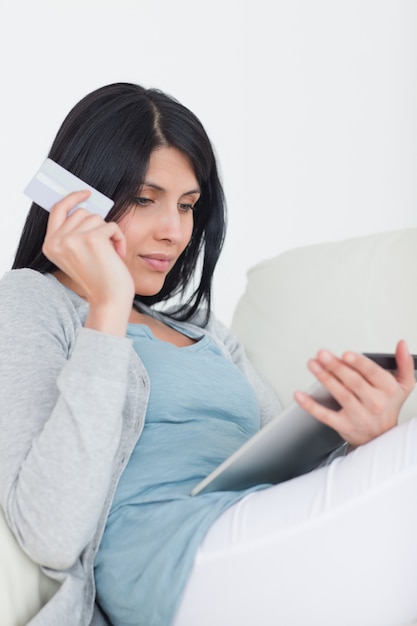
[0, 192, 139, 571]
[0, 270, 132, 571]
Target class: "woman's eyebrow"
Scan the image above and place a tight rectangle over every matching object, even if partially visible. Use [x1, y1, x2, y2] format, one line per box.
[141, 181, 201, 195]
[141, 182, 163, 192]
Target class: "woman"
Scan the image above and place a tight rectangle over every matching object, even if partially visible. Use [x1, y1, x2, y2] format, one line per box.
[1, 82, 416, 626]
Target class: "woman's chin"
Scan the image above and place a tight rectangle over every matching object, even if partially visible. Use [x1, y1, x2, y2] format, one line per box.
[133, 281, 166, 298]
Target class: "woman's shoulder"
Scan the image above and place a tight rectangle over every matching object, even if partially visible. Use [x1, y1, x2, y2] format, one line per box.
[0, 269, 87, 329]
[1, 267, 58, 292]
[0, 269, 53, 306]
[1, 269, 61, 309]
[1, 268, 81, 300]
[2, 268, 39, 286]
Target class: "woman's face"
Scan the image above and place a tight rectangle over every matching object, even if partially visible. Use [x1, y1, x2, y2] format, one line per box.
[118, 146, 200, 296]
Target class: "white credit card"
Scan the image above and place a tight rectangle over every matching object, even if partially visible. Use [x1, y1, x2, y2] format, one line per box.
[24, 158, 114, 219]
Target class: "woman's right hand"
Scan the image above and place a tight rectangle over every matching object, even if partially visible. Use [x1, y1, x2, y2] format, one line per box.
[42, 190, 135, 336]
[294, 340, 415, 447]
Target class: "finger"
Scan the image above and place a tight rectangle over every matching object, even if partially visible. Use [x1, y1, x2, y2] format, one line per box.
[110, 229, 127, 258]
[293, 389, 347, 432]
[74, 220, 127, 261]
[309, 350, 365, 399]
[395, 339, 416, 394]
[45, 190, 91, 235]
[308, 356, 368, 419]
[341, 351, 395, 389]
[340, 350, 412, 408]
[43, 215, 126, 271]
[53, 218, 125, 254]
[52, 208, 105, 236]
[310, 351, 396, 424]
[43, 208, 104, 261]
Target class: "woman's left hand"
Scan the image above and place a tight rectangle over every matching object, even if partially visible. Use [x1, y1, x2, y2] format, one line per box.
[294, 339, 416, 447]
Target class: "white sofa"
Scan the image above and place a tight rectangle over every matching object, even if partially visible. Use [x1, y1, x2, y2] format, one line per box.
[2, 227, 417, 625]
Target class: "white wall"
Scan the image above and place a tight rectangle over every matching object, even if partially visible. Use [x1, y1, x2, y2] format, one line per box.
[1, 0, 416, 326]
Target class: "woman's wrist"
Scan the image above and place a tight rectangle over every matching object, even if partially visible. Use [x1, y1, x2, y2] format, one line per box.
[85, 301, 131, 337]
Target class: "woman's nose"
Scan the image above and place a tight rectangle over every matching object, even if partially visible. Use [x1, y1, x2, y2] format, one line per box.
[155, 204, 184, 242]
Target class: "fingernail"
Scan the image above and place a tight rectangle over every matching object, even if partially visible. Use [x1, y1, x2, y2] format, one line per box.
[318, 350, 332, 364]
[343, 352, 355, 364]
[309, 360, 323, 374]
[294, 391, 307, 403]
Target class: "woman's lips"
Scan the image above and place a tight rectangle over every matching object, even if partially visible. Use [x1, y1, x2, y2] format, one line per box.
[140, 254, 174, 272]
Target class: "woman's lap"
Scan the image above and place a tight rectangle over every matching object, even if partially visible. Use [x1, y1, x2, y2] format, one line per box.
[173, 418, 417, 626]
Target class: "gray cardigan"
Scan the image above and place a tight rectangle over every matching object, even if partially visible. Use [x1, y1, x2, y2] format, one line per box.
[0, 269, 282, 625]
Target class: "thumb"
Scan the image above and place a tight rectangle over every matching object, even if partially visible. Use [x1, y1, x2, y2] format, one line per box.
[395, 339, 416, 396]
[109, 225, 127, 259]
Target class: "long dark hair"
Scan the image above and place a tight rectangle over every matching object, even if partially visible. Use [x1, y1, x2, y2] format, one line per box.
[13, 82, 226, 322]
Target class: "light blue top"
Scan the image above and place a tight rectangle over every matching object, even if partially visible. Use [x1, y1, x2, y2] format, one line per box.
[94, 321, 268, 626]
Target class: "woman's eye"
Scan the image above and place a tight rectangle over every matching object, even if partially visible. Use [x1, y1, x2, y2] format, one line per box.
[178, 203, 195, 213]
[134, 197, 153, 206]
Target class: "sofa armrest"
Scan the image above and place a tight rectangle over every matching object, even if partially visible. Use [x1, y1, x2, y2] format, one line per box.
[0, 507, 59, 626]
